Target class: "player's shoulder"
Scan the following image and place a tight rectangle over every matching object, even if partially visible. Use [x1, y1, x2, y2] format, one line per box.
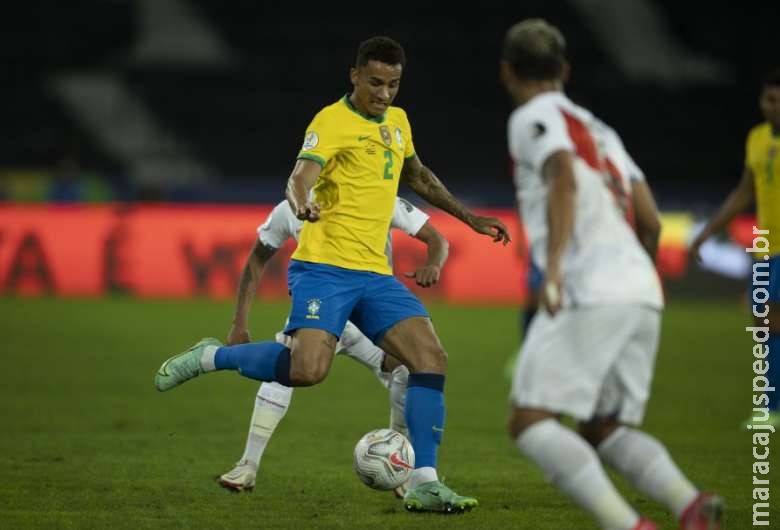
[310, 97, 350, 123]
[270, 199, 294, 217]
[509, 92, 567, 130]
[387, 105, 410, 125]
[747, 122, 771, 143]
[592, 117, 623, 150]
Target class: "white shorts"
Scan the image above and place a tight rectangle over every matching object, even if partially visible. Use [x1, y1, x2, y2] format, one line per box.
[510, 304, 661, 425]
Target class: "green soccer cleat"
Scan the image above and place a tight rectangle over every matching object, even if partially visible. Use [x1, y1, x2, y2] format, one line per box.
[154, 338, 222, 392]
[403, 481, 478, 514]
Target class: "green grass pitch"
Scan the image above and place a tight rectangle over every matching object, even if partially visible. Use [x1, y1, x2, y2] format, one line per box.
[0, 297, 770, 529]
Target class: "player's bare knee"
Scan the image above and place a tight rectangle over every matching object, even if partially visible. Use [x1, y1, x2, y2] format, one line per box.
[413, 345, 447, 373]
[289, 360, 330, 386]
[508, 407, 554, 439]
[578, 417, 620, 448]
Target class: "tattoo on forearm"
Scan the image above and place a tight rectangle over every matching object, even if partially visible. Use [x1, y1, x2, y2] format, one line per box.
[404, 164, 471, 223]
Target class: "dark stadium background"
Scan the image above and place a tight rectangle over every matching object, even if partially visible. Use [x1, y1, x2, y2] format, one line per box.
[0, 2, 776, 529]
[1, 1, 776, 208]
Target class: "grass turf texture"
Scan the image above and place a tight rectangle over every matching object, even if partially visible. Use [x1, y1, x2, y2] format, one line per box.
[0, 297, 770, 529]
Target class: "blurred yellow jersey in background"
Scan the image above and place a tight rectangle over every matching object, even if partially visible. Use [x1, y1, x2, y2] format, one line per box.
[293, 96, 416, 274]
[746, 123, 780, 257]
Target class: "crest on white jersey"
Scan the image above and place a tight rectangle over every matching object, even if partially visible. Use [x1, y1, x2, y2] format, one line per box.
[302, 132, 319, 151]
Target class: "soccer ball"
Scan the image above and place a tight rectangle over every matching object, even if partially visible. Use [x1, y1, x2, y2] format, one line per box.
[353, 428, 415, 490]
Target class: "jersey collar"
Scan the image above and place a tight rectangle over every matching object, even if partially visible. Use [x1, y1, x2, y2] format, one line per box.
[342, 94, 386, 123]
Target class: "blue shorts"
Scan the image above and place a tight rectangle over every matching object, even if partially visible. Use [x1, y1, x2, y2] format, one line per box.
[528, 259, 544, 293]
[284, 260, 430, 345]
[750, 255, 780, 304]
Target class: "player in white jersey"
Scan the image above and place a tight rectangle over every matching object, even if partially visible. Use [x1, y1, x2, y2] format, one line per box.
[591, 117, 661, 260]
[501, 19, 722, 530]
[217, 197, 448, 494]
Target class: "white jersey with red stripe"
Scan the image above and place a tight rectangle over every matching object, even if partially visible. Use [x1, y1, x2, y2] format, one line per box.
[591, 118, 646, 228]
[509, 91, 662, 309]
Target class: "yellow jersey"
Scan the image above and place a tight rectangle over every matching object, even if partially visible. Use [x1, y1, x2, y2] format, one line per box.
[746, 123, 780, 257]
[292, 95, 416, 274]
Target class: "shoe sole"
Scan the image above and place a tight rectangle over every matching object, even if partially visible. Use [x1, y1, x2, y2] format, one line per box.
[404, 499, 477, 514]
[216, 476, 255, 493]
[699, 495, 724, 530]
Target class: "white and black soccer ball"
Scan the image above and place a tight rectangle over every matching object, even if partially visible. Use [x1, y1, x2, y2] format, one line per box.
[353, 428, 415, 490]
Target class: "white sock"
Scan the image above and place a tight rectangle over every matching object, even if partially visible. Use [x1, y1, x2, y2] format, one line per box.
[597, 427, 698, 517]
[410, 466, 438, 488]
[200, 345, 219, 372]
[239, 382, 293, 468]
[388, 365, 409, 438]
[517, 419, 639, 530]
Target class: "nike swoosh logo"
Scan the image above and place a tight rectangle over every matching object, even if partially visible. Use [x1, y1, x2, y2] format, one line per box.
[358, 135, 371, 141]
[432, 426, 444, 433]
[157, 352, 185, 377]
[389, 452, 413, 469]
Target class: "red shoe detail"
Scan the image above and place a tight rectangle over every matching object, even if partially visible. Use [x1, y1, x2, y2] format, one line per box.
[632, 518, 658, 530]
[679, 492, 724, 530]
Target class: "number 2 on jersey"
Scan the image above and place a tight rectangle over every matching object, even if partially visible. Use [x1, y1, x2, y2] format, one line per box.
[383, 150, 393, 180]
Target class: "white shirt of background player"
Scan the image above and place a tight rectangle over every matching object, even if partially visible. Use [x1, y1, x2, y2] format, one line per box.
[509, 91, 662, 310]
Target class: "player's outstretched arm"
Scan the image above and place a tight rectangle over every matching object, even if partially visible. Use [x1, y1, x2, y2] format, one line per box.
[400, 155, 511, 245]
[543, 150, 576, 316]
[227, 239, 278, 345]
[631, 179, 661, 260]
[285, 159, 322, 221]
[689, 167, 755, 262]
[404, 220, 449, 287]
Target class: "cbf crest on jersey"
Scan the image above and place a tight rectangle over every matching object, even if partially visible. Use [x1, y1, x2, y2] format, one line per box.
[302, 132, 319, 151]
[306, 298, 321, 320]
[395, 127, 403, 148]
[379, 126, 392, 147]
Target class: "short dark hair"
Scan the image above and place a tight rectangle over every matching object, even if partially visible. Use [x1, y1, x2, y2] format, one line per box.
[502, 19, 566, 80]
[763, 67, 780, 88]
[356, 36, 406, 69]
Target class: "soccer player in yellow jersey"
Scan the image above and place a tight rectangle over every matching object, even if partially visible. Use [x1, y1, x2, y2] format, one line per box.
[691, 68, 780, 427]
[155, 36, 511, 512]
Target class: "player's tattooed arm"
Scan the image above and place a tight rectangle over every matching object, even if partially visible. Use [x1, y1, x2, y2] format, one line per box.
[286, 159, 322, 221]
[690, 166, 755, 262]
[227, 239, 278, 345]
[401, 155, 511, 245]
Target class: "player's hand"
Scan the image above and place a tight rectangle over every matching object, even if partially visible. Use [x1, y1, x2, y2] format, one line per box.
[470, 215, 512, 246]
[295, 201, 321, 222]
[227, 325, 251, 346]
[404, 265, 441, 287]
[541, 272, 563, 317]
[688, 234, 707, 264]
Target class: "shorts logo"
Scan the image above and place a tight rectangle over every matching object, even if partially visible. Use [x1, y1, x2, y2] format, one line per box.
[306, 298, 321, 319]
[379, 126, 392, 147]
[395, 127, 403, 147]
[301, 132, 319, 151]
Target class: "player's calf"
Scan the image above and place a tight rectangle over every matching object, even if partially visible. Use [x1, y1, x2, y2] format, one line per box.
[287, 328, 337, 386]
